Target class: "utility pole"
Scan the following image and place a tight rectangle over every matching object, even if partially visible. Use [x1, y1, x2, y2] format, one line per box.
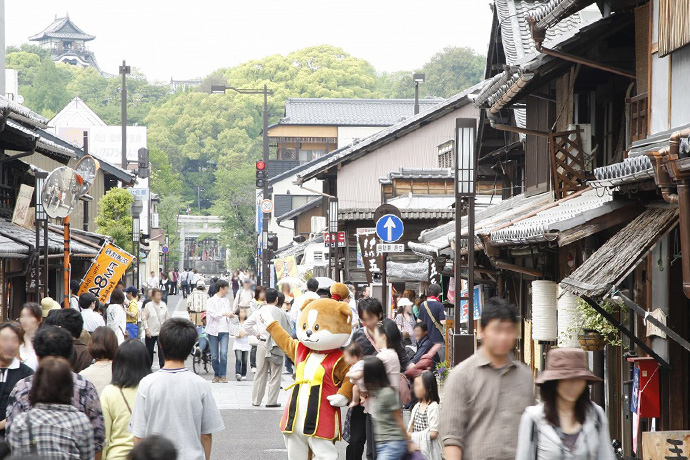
[119, 61, 131, 170]
[413, 73, 425, 115]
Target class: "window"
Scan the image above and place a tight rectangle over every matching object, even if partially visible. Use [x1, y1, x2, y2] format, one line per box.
[437, 140, 454, 168]
[298, 150, 326, 163]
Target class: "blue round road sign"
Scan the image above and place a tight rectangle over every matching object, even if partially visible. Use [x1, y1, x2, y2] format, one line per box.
[161, 245, 169, 254]
[376, 214, 404, 243]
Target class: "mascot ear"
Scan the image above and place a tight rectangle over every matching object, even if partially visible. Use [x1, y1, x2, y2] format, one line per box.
[337, 302, 353, 324]
[301, 298, 316, 311]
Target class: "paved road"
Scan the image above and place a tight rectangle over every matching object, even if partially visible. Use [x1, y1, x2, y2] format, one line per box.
[162, 294, 348, 459]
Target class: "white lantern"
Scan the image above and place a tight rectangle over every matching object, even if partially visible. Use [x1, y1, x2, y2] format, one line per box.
[532, 280, 558, 341]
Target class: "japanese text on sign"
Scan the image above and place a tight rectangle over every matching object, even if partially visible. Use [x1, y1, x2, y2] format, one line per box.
[324, 231, 346, 248]
[78, 243, 133, 303]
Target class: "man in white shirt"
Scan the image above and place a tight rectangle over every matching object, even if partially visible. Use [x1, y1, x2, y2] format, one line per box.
[290, 278, 320, 324]
[191, 269, 202, 286]
[79, 293, 105, 333]
[233, 279, 254, 310]
[205, 280, 235, 383]
[69, 280, 80, 311]
[244, 288, 291, 407]
[180, 268, 190, 298]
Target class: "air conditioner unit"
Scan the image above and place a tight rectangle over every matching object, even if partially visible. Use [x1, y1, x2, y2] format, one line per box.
[311, 216, 327, 233]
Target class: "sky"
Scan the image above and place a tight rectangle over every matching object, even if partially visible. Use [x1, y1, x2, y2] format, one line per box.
[5, 0, 493, 82]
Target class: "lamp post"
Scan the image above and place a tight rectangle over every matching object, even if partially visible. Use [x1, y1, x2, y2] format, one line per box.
[119, 61, 131, 170]
[413, 73, 425, 115]
[131, 198, 143, 290]
[34, 170, 48, 299]
[211, 84, 274, 286]
[453, 118, 477, 365]
[328, 198, 339, 281]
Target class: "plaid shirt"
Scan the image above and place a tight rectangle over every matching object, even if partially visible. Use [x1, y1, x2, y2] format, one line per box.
[6, 373, 105, 451]
[7, 403, 95, 459]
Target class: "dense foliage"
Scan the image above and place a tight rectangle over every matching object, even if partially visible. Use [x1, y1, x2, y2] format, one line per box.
[7, 44, 485, 268]
[95, 188, 134, 251]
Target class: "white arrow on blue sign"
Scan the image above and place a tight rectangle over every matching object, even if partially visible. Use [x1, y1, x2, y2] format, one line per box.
[376, 214, 404, 243]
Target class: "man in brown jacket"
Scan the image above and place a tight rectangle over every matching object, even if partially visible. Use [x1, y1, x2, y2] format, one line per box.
[53, 308, 93, 373]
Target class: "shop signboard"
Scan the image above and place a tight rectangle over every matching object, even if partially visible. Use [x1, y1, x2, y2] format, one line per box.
[78, 243, 133, 303]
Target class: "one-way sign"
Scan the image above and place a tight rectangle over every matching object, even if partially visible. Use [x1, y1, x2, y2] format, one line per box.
[377, 243, 404, 253]
[376, 214, 404, 243]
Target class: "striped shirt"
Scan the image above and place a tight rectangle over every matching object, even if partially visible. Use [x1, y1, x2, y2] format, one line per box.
[439, 349, 534, 460]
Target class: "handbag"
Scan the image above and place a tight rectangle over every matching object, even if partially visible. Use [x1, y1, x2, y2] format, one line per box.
[402, 451, 428, 460]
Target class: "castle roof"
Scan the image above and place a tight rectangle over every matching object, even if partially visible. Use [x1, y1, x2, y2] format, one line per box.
[29, 16, 95, 41]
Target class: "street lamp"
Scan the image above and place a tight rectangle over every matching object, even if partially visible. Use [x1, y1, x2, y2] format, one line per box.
[328, 198, 339, 280]
[131, 198, 143, 290]
[413, 73, 425, 115]
[453, 118, 477, 365]
[34, 170, 49, 299]
[211, 83, 274, 286]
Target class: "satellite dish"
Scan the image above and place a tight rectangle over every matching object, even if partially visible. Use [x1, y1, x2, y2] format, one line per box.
[42, 166, 79, 219]
[74, 156, 100, 196]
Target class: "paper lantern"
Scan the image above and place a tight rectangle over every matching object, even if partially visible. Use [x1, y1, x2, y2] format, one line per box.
[532, 280, 558, 341]
[557, 288, 581, 348]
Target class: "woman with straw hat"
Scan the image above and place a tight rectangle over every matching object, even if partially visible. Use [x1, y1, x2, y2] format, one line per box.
[515, 348, 615, 460]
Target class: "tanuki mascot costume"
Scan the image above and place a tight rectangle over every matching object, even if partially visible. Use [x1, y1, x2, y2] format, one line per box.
[260, 283, 354, 460]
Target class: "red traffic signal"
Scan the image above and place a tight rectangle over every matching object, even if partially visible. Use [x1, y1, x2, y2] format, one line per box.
[256, 161, 266, 170]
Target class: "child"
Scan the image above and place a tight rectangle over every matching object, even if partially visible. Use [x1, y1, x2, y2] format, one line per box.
[344, 342, 364, 408]
[407, 371, 442, 460]
[231, 307, 250, 381]
[363, 355, 413, 460]
[129, 318, 225, 460]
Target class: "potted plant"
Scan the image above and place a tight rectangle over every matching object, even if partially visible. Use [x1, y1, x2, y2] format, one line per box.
[566, 298, 623, 350]
[434, 361, 453, 402]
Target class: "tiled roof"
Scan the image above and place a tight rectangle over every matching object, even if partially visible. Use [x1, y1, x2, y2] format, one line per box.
[338, 208, 455, 222]
[0, 218, 98, 257]
[379, 168, 453, 184]
[29, 16, 95, 41]
[295, 82, 485, 184]
[526, 0, 593, 36]
[276, 197, 321, 223]
[279, 98, 444, 127]
[273, 234, 324, 259]
[488, 188, 623, 245]
[589, 156, 654, 188]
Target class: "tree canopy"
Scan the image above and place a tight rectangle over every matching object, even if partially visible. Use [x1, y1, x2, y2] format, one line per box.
[95, 188, 134, 251]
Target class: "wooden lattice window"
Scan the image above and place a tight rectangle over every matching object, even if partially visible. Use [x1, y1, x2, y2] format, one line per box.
[628, 93, 648, 144]
[549, 127, 587, 200]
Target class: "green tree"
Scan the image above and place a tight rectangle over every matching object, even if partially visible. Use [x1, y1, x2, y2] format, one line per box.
[5, 51, 42, 87]
[21, 60, 72, 118]
[149, 148, 183, 197]
[157, 195, 184, 265]
[419, 46, 485, 98]
[95, 188, 134, 251]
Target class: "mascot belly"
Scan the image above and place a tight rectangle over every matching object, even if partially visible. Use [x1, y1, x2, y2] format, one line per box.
[262, 283, 354, 460]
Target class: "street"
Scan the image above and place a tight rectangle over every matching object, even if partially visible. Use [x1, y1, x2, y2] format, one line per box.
[165, 294, 346, 459]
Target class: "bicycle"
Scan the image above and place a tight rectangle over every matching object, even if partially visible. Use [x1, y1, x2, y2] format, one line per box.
[191, 341, 212, 375]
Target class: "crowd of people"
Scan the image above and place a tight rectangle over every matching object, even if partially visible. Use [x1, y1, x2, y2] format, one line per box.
[0, 281, 224, 460]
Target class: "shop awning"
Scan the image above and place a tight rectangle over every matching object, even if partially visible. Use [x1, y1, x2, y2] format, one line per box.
[560, 206, 679, 297]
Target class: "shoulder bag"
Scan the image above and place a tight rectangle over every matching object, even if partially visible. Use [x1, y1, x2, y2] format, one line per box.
[423, 301, 446, 344]
[119, 387, 132, 414]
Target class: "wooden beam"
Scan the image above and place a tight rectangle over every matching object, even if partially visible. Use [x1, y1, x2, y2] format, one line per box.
[558, 204, 641, 247]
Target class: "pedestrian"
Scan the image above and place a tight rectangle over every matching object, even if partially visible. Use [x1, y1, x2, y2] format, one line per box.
[439, 297, 534, 460]
[40, 296, 60, 319]
[515, 348, 615, 460]
[171, 269, 179, 296]
[0, 323, 34, 438]
[231, 307, 250, 381]
[407, 371, 442, 460]
[7, 356, 95, 458]
[55, 308, 93, 373]
[187, 280, 209, 314]
[347, 297, 385, 460]
[191, 269, 202, 286]
[80, 326, 119, 395]
[206, 279, 235, 383]
[207, 277, 219, 297]
[244, 288, 291, 407]
[159, 274, 170, 303]
[374, 318, 410, 391]
[394, 298, 416, 346]
[129, 318, 225, 460]
[247, 286, 266, 373]
[69, 280, 81, 311]
[231, 270, 240, 298]
[233, 279, 254, 309]
[107, 289, 128, 345]
[290, 278, 319, 327]
[129, 435, 178, 460]
[6, 325, 105, 455]
[142, 288, 169, 369]
[417, 284, 446, 361]
[408, 323, 439, 368]
[18, 302, 42, 371]
[363, 356, 413, 460]
[100, 339, 151, 459]
[81, 292, 106, 333]
[278, 292, 294, 375]
[344, 342, 364, 410]
[124, 286, 140, 340]
[147, 271, 159, 290]
[180, 267, 190, 299]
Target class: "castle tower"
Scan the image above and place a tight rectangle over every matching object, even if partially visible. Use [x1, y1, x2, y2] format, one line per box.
[29, 15, 100, 72]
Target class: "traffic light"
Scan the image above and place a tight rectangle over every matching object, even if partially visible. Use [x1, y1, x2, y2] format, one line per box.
[140, 233, 150, 254]
[256, 160, 267, 188]
[137, 148, 149, 178]
[267, 232, 279, 251]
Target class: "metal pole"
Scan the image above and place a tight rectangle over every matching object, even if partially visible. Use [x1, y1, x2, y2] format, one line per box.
[414, 82, 419, 115]
[262, 85, 270, 286]
[34, 219, 40, 300]
[120, 61, 130, 170]
[382, 253, 388, 317]
[63, 215, 70, 308]
[43, 220, 48, 298]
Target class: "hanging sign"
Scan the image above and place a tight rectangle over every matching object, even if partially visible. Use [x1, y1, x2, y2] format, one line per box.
[78, 242, 133, 303]
[12, 184, 34, 229]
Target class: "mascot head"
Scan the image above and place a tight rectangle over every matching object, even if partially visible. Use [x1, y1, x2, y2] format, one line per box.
[296, 283, 353, 351]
